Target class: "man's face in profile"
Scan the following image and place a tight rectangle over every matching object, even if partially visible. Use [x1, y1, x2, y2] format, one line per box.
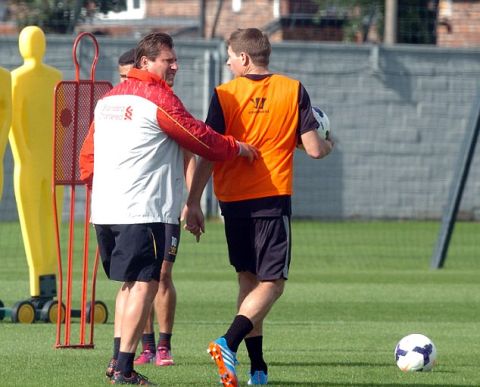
[118, 63, 133, 83]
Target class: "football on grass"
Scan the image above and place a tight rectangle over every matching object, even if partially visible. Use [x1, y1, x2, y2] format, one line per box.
[312, 106, 330, 140]
[395, 334, 437, 372]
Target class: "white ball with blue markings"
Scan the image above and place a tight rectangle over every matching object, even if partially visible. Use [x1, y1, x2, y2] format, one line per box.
[395, 334, 437, 372]
[312, 106, 330, 140]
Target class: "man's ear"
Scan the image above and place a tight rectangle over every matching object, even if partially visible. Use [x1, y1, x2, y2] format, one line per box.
[240, 52, 249, 66]
[140, 56, 149, 70]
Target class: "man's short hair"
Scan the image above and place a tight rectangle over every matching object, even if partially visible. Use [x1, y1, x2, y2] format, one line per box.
[118, 48, 135, 66]
[134, 32, 174, 68]
[227, 28, 271, 67]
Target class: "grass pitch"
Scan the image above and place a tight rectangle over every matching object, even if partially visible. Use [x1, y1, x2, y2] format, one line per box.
[0, 220, 479, 386]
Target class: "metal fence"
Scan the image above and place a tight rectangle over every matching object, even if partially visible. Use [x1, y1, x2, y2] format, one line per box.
[1, 36, 480, 222]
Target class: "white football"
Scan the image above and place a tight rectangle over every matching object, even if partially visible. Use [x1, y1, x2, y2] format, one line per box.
[394, 334, 437, 372]
[312, 106, 330, 140]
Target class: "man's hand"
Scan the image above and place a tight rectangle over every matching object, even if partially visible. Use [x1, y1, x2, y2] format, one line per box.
[237, 141, 259, 163]
[183, 202, 205, 242]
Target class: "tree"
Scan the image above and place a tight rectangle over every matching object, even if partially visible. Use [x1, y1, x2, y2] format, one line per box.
[9, 0, 127, 34]
[314, 0, 439, 44]
[314, 0, 384, 43]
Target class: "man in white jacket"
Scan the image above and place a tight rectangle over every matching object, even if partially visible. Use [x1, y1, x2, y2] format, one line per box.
[80, 32, 257, 385]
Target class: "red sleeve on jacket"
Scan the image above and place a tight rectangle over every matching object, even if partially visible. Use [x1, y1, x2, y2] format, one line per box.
[156, 94, 239, 162]
[79, 122, 95, 184]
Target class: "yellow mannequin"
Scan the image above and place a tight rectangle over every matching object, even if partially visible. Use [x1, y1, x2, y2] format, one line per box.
[9, 26, 63, 299]
[0, 66, 12, 200]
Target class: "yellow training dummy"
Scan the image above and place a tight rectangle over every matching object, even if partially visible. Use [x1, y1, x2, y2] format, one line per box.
[0, 66, 12, 200]
[9, 26, 63, 299]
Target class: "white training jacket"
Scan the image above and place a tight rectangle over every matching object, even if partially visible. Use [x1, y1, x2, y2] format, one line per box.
[80, 69, 239, 225]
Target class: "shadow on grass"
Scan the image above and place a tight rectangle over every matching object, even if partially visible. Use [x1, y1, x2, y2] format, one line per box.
[271, 361, 391, 367]
[266, 384, 469, 387]
[271, 360, 457, 372]
[265, 362, 463, 386]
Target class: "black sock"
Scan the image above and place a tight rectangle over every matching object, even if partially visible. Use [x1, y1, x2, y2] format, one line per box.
[142, 333, 156, 353]
[116, 352, 135, 377]
[245, 336, 268, 374]
[113, 337, 121, 360]
[224, 315, 253, 353]
[158, 332, 172, 350]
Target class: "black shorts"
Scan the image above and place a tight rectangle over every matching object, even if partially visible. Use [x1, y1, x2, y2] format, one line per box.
[163, 223, 181, 263]
[95, 223, 166, 282]
[224, 216, 291, 281]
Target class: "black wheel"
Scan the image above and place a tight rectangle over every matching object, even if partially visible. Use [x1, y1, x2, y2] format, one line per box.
[0, 299, 4, 321]
[40, 300, 65, 323]
[86, 300, 108, 324]
[11, 300, 36, 323]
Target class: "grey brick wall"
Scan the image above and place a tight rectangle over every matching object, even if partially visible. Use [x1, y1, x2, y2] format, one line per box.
[269, 42, 480, 220]
[1, 37, 479, 221]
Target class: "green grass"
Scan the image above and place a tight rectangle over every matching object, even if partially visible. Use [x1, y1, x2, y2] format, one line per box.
[0, 220, 479, 386]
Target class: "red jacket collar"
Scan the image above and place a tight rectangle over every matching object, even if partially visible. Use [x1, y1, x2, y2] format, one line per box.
[127, 68, 172, 90]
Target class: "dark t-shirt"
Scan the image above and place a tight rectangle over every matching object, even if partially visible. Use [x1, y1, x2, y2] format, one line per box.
[206, 74, 317, 218]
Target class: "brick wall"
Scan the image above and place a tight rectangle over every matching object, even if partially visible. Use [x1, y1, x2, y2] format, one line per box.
[2, 0, 480, 47]
[204, 0, 277, 38]
[147, 0, 199, 17]
[143, 0, 291, 39]
[437, 1, 480, 47]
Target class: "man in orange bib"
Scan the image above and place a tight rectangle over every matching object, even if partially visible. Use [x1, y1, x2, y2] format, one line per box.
[184, 28, 334, 386]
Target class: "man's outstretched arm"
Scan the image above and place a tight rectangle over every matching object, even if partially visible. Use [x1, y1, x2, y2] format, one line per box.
[183, 157, 214, 242]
